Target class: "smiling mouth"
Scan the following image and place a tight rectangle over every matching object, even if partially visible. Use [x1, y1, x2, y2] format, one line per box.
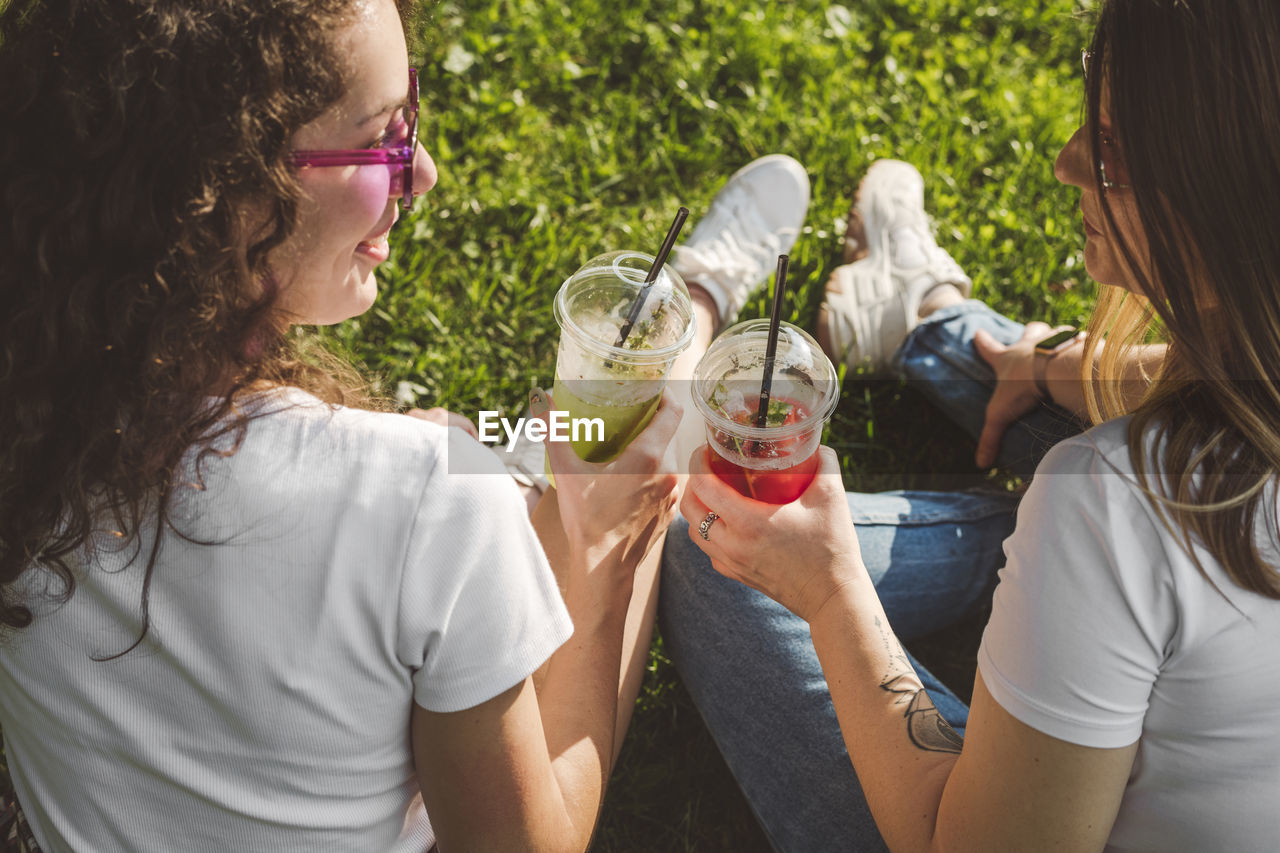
[364, 215, 397, 244]
[355, 227, 393, 263]
[355, 215, 398, 259]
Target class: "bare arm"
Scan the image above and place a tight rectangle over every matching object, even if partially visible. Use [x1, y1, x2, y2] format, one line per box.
[413, 681, 580, 851]
[411, 391, 680, 852]
[412, 558, 634, 853]
[1040, 335, 1164, 417]
[935, 674, 1136, 851]
[808, 579, 1136, 852]
[682, 446, 1137, 852]
[528, 481, 664, 764]
[972, 323, 1165, 467]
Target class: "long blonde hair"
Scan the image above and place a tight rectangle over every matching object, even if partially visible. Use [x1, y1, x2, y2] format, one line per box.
[1081, 1, 1280, 599]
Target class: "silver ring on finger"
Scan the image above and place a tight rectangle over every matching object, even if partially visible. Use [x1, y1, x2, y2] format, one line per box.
[698, 511, 720, 541]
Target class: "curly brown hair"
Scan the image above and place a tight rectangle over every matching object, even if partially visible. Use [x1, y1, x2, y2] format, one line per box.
[0, 0, 399, 647]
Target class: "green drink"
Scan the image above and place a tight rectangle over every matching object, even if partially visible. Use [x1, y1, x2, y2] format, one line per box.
[550, 378, 662, 464]
[546, 251, 695, 479]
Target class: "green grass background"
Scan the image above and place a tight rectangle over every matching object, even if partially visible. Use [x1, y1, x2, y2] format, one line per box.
[3, 1, 1099, 849]
[351, 2, 1094, 846]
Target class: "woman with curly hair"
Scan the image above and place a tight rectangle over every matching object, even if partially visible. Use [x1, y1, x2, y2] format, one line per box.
[665, 0, 1280, 849]
[0, 0, 679, 850]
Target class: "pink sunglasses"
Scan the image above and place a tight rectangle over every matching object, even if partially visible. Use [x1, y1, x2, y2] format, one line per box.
[289, 68, 420, 210]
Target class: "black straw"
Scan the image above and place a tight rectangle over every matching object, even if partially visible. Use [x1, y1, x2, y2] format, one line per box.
[753, 254, 790, 429]
[614, 207, 689, 348]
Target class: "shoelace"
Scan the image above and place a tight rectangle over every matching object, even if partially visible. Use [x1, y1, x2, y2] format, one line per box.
[680, 187, 787, 288]
[871, 174, 965, 285]
[883, 224, 965, 284]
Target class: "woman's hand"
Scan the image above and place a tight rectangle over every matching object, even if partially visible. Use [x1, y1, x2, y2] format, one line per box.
[681, 444, 865, 623]
[406, 406, 479, 440]
[971, 322, 1063, 468]
[533, 387, 681, 574]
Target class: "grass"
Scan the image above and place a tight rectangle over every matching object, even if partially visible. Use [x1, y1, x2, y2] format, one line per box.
[2, 1, 1098, 849]
[343, 1, 1094, 847]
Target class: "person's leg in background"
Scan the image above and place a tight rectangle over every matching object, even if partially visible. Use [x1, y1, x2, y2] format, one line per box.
[818, 159, 1083, 480]
[668, 154, 813, 469]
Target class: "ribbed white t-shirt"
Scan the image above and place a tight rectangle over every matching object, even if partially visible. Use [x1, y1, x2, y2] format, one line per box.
[0, 390, 573, 852]
[979, 417, 1280, 851]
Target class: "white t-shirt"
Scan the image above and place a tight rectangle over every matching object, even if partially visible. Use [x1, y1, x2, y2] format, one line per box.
[0, 389, 573, 852]
[979, 417, 1280, 851]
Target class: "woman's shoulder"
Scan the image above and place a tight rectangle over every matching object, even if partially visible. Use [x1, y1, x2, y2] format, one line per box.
[1022, 417, 1181, 562]
[1036, 415, 1214, 504]
[196, 388, 513, 520]
[1035, 416, 1137, 478]
[1022, 417, 1245, 596]
[236, 387, 500, 473]
[1024, 418, 1149, 521]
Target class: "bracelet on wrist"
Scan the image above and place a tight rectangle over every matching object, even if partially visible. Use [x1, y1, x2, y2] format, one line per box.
[1032, 328, 1081, 402]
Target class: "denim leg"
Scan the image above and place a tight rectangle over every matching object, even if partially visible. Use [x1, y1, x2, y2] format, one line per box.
[659, 487, 1017, 853]
[849, 488, 1019, 644]
[891, 300, 1085, 480]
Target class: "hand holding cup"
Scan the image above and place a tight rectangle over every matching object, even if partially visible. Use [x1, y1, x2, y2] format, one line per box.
[681, 444, 867, 622]
[534, 386, 682, 572]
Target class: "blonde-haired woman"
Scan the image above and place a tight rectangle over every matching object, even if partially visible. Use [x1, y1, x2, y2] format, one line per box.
[662, 0, 1280, 849]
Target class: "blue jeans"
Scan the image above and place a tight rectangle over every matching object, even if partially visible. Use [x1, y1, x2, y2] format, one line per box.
[658, 302, 1083, 852]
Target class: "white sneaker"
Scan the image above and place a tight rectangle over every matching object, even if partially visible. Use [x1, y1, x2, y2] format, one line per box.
[819, 160, 972, 373]
[671, 154, 811, 328]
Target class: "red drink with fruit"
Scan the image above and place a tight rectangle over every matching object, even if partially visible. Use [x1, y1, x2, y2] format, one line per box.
[693, 319, 838, 506]
[708, 449, 820, 504]
[706, 395, 821, 504]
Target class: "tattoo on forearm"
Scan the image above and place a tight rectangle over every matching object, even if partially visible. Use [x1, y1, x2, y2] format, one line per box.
[873, 616, 964, 755]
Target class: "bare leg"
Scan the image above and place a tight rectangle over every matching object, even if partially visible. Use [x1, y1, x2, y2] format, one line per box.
[670, 285, 719, 478]
[917, 282, 967, 318]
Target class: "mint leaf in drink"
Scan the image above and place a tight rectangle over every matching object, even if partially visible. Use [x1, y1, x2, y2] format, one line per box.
[721, 429, 745, 456]
[626, 318, 657, 350]
[765, 398, 794, 427]
[709, 382, 729, 411]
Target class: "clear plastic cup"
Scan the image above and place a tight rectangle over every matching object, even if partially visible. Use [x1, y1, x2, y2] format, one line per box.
[692, 319, 839, 503]
[549, 251, 696, 467]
